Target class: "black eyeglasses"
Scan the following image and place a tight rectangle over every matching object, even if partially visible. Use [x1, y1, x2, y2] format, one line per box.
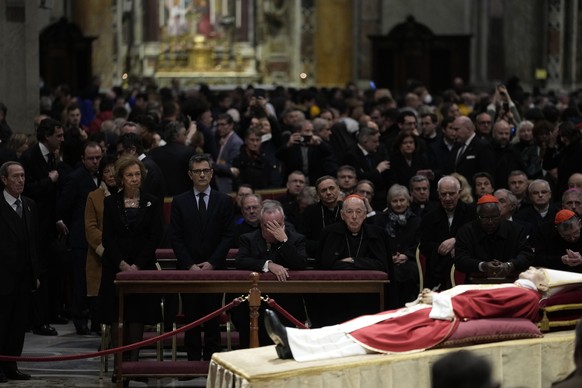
[190, 168, 213, 175]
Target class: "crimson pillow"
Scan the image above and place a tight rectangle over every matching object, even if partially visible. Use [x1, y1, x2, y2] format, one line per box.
[434, 318, 542, 348]
[538, 287, 582, 331]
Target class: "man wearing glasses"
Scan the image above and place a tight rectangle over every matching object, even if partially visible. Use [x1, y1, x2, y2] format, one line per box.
[170, 154, 235, 361]
[455, 194, 534, 283]
[515, 179, 559, 227]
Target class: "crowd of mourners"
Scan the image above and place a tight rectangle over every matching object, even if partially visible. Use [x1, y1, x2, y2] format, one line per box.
[2, 75, 582, 366]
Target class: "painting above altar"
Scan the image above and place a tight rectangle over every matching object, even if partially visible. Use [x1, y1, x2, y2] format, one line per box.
[155, 0, 260, 86]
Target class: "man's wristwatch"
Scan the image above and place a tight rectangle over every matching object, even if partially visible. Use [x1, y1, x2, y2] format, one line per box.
[505, 262, 514, 272]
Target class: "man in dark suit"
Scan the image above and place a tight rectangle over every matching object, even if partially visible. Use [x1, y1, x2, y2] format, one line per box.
[490, 120, 525, 190]
[19, 117, 65, 335]
[170, 154, 235, 360]
[429, 116, 456, 179]
[234, 201, 307, 346]
[276, 119, 338, 185]
[57, 142, 102, 334]
[278, 171, 306, 228]
[0, 161, 41, 382]
[514, 179, 559, 227]
[149, 121, 195, 197]
[342, 126, 392, 210]
[212, 113, 244, 193]
[452, 116, 494, 182]
[420, 175, 477, 290]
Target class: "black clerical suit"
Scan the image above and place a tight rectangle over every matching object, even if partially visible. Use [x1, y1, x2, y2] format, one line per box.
[298, 201, 343, 259]
[311, 222, 396, 326]
[455, 219, 534, 281]
[531, 222, 582, 273]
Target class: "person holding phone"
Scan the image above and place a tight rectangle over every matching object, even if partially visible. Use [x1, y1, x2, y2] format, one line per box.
[276, 119, 338, 185]
[487, 83, 521, 127]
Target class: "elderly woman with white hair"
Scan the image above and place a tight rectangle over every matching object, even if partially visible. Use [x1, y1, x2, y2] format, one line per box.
[372, 184, 421, 306]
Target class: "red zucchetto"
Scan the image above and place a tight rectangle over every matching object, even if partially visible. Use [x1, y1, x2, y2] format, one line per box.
[555, 209, 576, 225]
[476, 194, 499, 205]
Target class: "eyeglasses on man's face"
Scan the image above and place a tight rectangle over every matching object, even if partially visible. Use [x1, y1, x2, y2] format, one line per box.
[190, 168, 213, 175]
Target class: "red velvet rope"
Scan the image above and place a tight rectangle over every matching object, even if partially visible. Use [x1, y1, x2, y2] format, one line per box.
[266, 298, 308, 329]
[0, 298, 241, 362]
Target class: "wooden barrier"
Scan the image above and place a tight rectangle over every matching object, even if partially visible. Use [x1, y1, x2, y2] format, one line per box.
[114, 270, 388, 386]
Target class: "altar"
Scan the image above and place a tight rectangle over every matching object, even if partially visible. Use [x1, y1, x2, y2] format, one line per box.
[207, 331, 576, 388]
[151, 0, 306, 87]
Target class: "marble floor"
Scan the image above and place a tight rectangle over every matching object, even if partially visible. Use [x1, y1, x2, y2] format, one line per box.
[10, 323, 207, 388]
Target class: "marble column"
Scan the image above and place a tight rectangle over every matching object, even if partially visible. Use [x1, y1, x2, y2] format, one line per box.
[0, 1, 41, 135]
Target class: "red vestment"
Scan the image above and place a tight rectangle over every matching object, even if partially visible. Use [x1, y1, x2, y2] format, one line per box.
[348, 286, 541, 353]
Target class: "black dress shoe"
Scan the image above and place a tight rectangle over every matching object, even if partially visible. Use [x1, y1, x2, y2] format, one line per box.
[32, 324, 58, 336]
[264, 309, 293, 359]
[5, 370, 31, 380]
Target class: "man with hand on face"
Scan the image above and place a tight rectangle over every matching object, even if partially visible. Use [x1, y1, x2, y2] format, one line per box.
[236, 201, 306, 280]
[455, 194, 534, 282]
[170, 154, 235, 361]
[234, 201, 307, 346]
